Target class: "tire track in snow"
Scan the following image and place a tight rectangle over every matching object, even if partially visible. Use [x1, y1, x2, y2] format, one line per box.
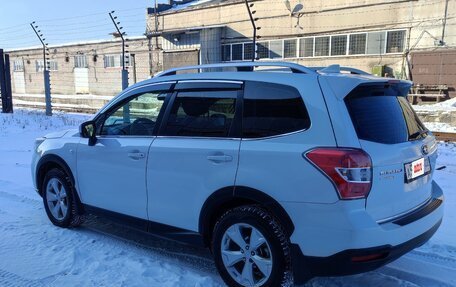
[0, 190, 42, 209]
[0, 269, 44, 287]
[0, 189, 218, 272]
[0, 189, 223, 286]
[380, 251, 456, 287]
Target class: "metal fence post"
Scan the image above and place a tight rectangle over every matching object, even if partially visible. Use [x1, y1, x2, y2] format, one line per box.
[3, 53, 13, 113]
[44, 70, 51, 116]
[244, 0, 260, 62]
[30, 22, 52, 116]
[0, 49, 13, 113]
[121, 69, 130, 123]
[121, 69, 129, 91]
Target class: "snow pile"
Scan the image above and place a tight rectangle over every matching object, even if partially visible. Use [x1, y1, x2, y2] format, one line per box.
[413, 97, 456, 112]
[0, 108, 455, 286]
[0, 109, 91, 135]
[424, 122, 456, 133]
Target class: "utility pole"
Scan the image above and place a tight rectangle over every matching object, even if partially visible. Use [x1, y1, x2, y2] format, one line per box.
[30, 22, 52, 116]
[244, 0, 260, 62]
[109, 11, 129, 91]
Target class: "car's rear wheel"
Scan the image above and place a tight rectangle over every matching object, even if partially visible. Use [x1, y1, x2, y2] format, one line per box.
[212, 205, 293, 287]
[42, 168, 83, 228]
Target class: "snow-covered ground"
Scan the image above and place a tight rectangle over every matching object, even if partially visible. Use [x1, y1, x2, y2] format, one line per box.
[413, 98, 456, 133]
[0, 108, 455, 287]
[412, 98, 456, 113]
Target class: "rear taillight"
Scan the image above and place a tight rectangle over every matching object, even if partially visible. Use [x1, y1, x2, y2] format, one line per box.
[305, 148, 372, 200]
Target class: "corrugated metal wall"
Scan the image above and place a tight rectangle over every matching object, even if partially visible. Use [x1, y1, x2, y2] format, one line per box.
[411, 50, 456, 98]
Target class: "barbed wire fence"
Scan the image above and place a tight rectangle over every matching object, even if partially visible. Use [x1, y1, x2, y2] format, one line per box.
[0, 0, 455, 115]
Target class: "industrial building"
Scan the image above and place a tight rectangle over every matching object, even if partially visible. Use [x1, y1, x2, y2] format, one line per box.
[6, 0, 456, 110]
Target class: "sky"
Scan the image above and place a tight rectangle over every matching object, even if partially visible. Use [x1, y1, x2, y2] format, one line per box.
[0, 0, 159, 50]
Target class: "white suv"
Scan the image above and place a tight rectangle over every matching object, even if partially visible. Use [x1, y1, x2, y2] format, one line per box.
[32, 62, 444, 286]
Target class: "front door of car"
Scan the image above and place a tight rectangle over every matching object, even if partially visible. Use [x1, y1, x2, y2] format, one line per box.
[77, 85, 172, 219]
[147, 81, 243, 231]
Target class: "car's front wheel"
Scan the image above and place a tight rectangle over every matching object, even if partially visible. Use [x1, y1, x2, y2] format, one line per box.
[42, 168, 83, 228]
[212, 205, 293, 287]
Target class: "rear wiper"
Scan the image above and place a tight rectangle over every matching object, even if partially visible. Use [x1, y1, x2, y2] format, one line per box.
[409, 130, 429, 140]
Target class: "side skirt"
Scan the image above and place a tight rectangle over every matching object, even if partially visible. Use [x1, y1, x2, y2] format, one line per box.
[83, 204, 205, 248]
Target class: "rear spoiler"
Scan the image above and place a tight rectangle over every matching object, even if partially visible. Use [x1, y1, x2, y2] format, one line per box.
[319, 74, 412, 100]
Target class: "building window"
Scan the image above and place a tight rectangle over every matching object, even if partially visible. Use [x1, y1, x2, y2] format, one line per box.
[13, 59, 24, 72]
[331, 35, 347, 56]
[36, 59, 57, 71]
[36, 60, 44, 72]
[244, 42, 254, 60]
[231, 44, 243, 61]
[349, 34, 367, 55]
[222, 45, 231, 61]
[222, 29, 406, 61]
[104, 55, 120, 68]
[256, 42, 269, 59]
[315, 36, 330, 56]
[74, 55, 88, 68]
[48, 60, 58, 71]
[366, 32, 386, 55]
[284, 39, 297, 58]
[387, 30, 405, 53]
[299, 38, 314, 57]
[104, 54, 131, 68]
[269, 40, 283, 59]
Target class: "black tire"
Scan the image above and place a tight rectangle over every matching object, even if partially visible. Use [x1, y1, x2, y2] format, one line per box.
[212, 205, 293, 287]
[42, 168, 84, 228]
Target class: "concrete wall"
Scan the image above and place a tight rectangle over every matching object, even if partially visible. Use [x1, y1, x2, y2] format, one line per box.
[148, 0, 456, 77]
[8, 37, 159, 97]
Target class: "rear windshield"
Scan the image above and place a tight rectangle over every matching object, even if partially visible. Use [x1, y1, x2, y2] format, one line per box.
[345, 84, 427, 144]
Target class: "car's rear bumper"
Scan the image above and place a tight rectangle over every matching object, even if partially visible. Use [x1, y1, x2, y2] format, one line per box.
[291, 218, 442, 284]
[283, 180, 444, 284]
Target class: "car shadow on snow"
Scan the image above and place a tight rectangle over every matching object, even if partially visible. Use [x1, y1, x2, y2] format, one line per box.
[80, 215, 427, 287]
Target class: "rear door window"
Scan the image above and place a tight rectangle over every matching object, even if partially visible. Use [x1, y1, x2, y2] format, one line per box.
[161, 90, 237, 137]
[345, 84, 427, 144]
[242, 82, 310, 138]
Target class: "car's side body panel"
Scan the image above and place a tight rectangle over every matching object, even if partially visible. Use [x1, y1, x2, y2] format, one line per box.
[32, 130, 81, 196]
[147, 137, 240, 231]
[236, 75, 339, 204]
[76, 136, 153, 219]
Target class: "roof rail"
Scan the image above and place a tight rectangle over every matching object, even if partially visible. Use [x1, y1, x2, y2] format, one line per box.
[310, 65, 370, 75]
[154, 61, 317, 77]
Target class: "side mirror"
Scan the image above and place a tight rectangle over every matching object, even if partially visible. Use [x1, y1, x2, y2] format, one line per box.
[80, 120, 97, 146]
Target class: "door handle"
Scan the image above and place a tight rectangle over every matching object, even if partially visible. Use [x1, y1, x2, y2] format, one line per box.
[207, 154, 233, 163]
[128, 152, 145, 160]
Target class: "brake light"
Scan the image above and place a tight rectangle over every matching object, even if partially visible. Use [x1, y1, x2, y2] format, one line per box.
[305, 148, 372, 199]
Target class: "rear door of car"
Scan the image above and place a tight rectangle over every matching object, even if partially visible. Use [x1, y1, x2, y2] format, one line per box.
[343, 82, 438, 221]
[146, 80, 242, 231]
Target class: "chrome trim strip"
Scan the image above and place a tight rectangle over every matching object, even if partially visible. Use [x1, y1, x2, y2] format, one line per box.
[154, 135, 240, 141]
[177, 80, 243, 85]
[97, 135, 155, 139]
[376, 196, 433, 224]
[241, 128, 309, 141]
